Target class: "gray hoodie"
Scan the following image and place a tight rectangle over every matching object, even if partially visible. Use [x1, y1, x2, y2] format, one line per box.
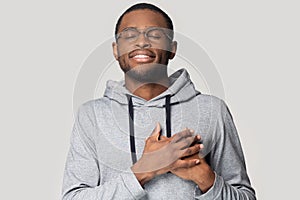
[62, 68, 256, 199]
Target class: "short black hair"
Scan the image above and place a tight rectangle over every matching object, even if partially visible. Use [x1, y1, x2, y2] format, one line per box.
[114, 3, 174, 39]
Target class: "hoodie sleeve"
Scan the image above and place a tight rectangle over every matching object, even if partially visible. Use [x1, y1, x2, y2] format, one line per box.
[62, 104, 147, 200]
[194, 99, 256, 200]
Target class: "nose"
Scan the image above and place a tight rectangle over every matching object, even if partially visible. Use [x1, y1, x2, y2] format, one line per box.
[135, 34, 151, 49]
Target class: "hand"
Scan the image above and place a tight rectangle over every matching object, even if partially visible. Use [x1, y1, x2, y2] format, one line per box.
[169, 139, 216, 193]
[131, 123, 201, 186]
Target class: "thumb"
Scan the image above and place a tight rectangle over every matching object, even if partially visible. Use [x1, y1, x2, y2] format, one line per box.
[150, 122, 161, 141]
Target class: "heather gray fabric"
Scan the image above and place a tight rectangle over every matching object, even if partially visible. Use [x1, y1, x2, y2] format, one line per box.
[62, 68, 256, 199]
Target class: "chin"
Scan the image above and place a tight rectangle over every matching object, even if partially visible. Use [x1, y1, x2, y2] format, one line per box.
[126, 63, 167, 83]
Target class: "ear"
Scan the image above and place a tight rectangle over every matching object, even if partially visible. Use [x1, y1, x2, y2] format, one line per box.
[169, 41, 177, 60]
[112, 42, 119, 60]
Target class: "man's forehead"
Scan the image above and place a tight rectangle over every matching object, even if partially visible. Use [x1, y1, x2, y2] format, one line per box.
[118, 9, 169, 33]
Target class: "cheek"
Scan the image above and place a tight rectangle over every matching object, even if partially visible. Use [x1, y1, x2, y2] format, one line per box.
[117, 44, 133, 57]
[118, 54, 128, 66]
[156, 50, 171, 64]
[154, 42, 172, 62]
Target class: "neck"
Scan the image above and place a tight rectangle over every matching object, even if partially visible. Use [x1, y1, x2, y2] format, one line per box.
[125, 75, 170, 101]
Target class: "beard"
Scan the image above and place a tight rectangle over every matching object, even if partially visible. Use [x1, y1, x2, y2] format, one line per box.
[122, 63, 168, 83]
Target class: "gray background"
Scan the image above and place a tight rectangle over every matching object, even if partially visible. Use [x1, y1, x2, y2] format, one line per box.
[0, 0, 299, 199]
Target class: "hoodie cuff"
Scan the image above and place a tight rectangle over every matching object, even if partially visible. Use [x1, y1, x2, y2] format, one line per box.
[120, 168, 147, 199]
[194, 172, 223, 199]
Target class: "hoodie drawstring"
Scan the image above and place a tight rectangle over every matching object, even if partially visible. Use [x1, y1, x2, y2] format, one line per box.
[165, 95, 171, 138]
[126, 95, 137, 164]
[126, 94, 172, 164]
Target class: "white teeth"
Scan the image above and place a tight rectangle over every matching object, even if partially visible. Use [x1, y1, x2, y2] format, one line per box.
[133, 55, 149, 58]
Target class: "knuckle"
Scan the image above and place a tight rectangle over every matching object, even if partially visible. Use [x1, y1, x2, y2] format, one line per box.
[190, 160, 196, 167]
[182, 162, 188, 168]
[191, 145, 197, 151]
[176, 132, 183, 139]
[185, 148, 191, 154]
[187, 162, 193, 168]
[185, 139, 190, 146]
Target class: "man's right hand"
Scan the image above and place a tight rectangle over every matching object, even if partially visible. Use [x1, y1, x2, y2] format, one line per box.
[131, 123, 201, 186]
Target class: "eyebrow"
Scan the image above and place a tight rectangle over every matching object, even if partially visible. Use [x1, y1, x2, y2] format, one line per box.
[119, 26, 159, 32]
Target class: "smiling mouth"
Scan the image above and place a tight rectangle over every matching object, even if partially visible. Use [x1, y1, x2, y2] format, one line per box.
[129, 50, 156, 63]
[132, 54, 155, 62]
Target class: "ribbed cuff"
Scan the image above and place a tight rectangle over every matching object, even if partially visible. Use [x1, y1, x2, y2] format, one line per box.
[120, 168, 147, 199]
[194, 172, 223, 199]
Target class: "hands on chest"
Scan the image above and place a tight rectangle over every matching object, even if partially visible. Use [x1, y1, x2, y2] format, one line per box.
[131, 123, 215, 193]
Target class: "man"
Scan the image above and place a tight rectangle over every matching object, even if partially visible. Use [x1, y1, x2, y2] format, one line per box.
[62, 3, 256, 200]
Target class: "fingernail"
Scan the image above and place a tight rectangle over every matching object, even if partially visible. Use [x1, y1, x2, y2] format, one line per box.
[197, 135, 200, 139]
[195, 160, 200, 164]
[199, 144, 204, 149]
[189, 129, 194, 134]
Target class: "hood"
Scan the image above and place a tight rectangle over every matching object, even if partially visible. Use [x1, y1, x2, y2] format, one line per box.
[103, 68, 201, 107]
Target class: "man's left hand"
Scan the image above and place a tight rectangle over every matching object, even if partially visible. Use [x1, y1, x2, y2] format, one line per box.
[160, 134, 216, 193]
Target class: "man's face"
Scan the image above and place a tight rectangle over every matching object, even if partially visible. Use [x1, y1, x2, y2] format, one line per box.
[112, 9, 177, 81]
